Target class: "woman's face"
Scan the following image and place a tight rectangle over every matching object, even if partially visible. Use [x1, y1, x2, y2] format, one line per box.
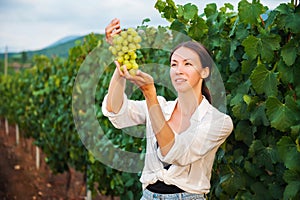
[170, 46, 206, 93]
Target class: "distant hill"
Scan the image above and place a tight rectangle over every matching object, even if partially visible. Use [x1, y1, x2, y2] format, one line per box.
[45, 35, 83, 48]
[25, 35, 86, 59]
[0, 34, 89, 60]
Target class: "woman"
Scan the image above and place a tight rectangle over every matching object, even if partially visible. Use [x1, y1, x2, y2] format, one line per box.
[102, 18, 233, 200]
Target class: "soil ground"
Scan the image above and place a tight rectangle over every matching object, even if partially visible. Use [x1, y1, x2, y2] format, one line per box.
[0, 119, 119, 200]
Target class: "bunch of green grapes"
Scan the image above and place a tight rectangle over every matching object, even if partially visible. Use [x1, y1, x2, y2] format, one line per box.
[109, 28, 142, 75]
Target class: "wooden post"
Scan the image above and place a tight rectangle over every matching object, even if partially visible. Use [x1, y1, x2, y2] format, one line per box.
[86, 165, 92, 200]
[86, 189, 92, 200]
[36, 146, 40, 169]
[5, 118, 9, 135]
[16, 124, 19, 145]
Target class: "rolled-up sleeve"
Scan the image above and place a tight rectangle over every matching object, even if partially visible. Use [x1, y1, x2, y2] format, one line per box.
[157, 109, 233, 166]
[102, 93, 147, 128]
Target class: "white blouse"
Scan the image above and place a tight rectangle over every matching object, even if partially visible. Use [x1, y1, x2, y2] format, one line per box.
[102, 94, 233, 194]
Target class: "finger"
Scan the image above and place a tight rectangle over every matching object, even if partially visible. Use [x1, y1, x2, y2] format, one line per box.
[125, 70, 146, 85]
[105, 20, 121, 43]
[111, 28, 122, 37]
[122, 65, 131, 78]
[111, 18, 120, 25]
[135, 69, 142, 76]
[134, 71, 155, 86]
[135, 70, 150, 79]
[105, 25, 118, 36]
[107, 19, 120, 33]
[121, 65, 139, 81]
[114, 61, 125, 76]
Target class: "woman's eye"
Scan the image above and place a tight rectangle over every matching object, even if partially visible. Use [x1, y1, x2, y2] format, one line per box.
[171, 63, 177, 67]
[185, 63, 192, 66]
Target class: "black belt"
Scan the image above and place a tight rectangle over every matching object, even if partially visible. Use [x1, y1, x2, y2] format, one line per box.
[146, 180, 185, 194]
[146, 163, 184, 194]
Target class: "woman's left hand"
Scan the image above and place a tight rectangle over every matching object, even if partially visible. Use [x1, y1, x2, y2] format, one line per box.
[119, 63, 155, 95]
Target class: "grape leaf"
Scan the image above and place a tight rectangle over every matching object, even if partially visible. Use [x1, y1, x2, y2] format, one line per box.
[166, 0, 176, 7]
[277, 59, 295, 84]
[250, 182, 271, 198]
[238, 0, 265, 25]
[204, 3, 217, 18]
[155, 0, 177, 20]
[266, 96, 299, 132]
[283, 181, 300, 200]
[220, 3, 234, 13]
[182, 3, 198, 20]
[282, 169, 300, 199]
[244, 161, 263, 178]
[249, 140, 279, 170]
[275, 3, 291, 15]
[221, 172, 246, 196]
[260, 33, 281, 62]
[276, 4, 300, 33]
[250, 64, 278, 96]
[241, 36, 259, 60]
[170, 19, 187, 34]
[154, 0, 166, 13]
[242, 34, 280, 62]
[281, 38, 298, 66]
[269, 183, 284, 199]
[230, 80, 251, 106]
[277, 136, 300, 170]
[249, 140, 264, 157]
[163, 6, 177, 20]
[234, 120, 254, 146]
[235, 23, 249, 41]
[283, 169, 300, 183]
[250, 103, 270, 126]
[241, 59, 256, 75]
[188, 17, 208, 40]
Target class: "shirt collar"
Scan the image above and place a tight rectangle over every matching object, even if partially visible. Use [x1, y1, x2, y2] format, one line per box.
[164, 96, 210, 122]
[190, 96, 210, 122]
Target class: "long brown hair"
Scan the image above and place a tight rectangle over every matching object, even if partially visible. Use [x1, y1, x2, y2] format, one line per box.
[170, 41, 212, 104]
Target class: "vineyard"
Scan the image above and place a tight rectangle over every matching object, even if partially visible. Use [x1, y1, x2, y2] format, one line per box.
[1, 0, 300, 199]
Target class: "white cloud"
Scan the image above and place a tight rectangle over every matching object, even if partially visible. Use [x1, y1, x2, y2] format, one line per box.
[0, 0, 291, 52]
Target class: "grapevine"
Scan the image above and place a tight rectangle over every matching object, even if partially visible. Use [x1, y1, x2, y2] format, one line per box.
[0, 0, 299, 199]
[108, 28, 142, 75]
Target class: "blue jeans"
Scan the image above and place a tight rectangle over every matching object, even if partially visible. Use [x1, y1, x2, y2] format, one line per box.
[140, 189, 206, 200]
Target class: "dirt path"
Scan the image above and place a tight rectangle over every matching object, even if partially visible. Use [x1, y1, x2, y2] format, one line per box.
[0, 119, 117, 200]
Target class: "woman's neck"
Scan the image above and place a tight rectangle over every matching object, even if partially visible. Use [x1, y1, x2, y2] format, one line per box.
[177, 91, 203, 116]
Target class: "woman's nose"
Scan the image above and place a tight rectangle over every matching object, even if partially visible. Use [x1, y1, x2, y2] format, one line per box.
[175, 64, 184, 74]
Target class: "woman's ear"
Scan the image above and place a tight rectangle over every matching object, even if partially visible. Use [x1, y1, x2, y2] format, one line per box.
[201, 67, 210, 79]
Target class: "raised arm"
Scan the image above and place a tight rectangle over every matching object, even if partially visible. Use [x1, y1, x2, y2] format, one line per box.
[106, 63, 126, 113]
[105, 18, 125, 113]
[142, 82, 175, 156]
[121, 68, 175, 156]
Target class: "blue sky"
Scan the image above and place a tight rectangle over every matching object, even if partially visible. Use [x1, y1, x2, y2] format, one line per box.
[0, 0, 290, 53]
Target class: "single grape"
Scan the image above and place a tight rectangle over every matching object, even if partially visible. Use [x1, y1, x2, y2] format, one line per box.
[121, 31, 128, 38]
[129, 69, 137, 76]
[122, 46, 129, 53]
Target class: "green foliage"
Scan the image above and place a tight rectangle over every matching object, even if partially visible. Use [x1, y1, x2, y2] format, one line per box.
[1, 0, 300, 199]
[155, 0, 300, 199]
[238, 0, 266, 25]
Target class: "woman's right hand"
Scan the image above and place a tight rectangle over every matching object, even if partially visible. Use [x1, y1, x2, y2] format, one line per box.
[105, 18, 121, 44]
